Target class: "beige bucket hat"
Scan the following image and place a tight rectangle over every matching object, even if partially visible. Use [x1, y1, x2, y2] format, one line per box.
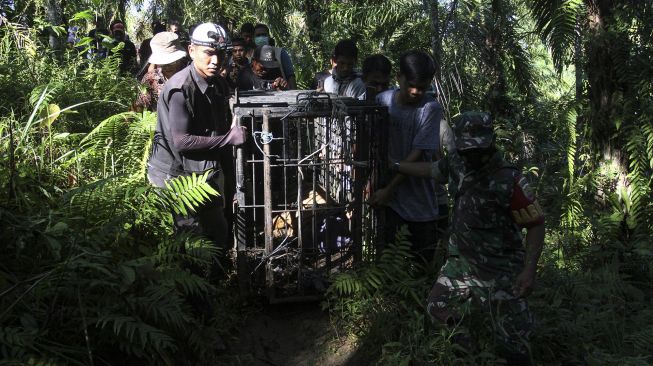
[148, 31, 187, 65]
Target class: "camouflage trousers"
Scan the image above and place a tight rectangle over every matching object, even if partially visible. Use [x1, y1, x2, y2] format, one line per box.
[426, 256, 534, 359]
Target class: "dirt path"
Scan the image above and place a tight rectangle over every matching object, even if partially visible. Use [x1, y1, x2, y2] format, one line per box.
[222, 301, 359, 366]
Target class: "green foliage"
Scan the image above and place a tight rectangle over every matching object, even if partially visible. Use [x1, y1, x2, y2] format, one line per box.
[325, 227, 463, 365]
[2, 1, 653, 364]
[529, 0, 585, 72]
[0, 22, 224, 365]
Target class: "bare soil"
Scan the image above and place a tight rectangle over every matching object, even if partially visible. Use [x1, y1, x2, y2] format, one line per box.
[222, 301, 360, 366]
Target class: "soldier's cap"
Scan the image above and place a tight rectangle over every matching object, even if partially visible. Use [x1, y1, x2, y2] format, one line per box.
[453, 112, 494, 151]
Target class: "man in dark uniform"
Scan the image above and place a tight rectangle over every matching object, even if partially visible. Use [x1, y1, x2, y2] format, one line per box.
[393, 112, 545, 365]
[147, 23, 246, 272]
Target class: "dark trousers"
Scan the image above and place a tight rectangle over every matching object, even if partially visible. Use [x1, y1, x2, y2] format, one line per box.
[383, 207, 448, 265]
[148, 170, 229, 320]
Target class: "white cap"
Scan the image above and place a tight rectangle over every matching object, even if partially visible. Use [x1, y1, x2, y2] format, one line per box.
[191, 23, 230, 49]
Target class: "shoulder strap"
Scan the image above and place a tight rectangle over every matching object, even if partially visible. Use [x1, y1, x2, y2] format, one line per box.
[181, 73, 196, 118]
[274, 47, 286, 79]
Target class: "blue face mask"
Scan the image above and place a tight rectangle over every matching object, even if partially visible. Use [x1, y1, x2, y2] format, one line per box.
[254, 35, 270, 46]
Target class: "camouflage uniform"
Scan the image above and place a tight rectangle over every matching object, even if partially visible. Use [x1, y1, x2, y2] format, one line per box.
[426, 112, 544, 361]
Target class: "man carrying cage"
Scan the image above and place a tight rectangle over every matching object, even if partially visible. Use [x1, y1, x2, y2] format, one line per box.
[147, 23, 247, 280]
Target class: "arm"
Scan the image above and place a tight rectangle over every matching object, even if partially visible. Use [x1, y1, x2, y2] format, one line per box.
[509, 174, 546, 298]
[439, 118, 455, 156]
[395, 159, 449, 183]
[368, 148, 423, 207]
[395, 161, 432, 177]
[280, 49, 296, 89]
[369, 102, 443, 206]
[168, 91, 246, 153]
[514, 223, 545, 298]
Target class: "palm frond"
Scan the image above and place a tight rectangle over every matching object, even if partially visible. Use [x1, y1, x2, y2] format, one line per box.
[529, 0, 584, 72]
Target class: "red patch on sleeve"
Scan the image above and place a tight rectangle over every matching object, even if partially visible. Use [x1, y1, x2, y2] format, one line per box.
[510, 175, 545, 228]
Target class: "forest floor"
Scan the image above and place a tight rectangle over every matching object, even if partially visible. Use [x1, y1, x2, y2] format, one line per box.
[221, 301, 363, 366]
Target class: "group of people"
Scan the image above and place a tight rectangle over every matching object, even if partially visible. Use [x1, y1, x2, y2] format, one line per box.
[114, 18, 545, 365]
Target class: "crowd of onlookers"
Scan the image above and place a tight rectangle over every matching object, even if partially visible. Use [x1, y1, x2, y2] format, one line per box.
[74, 18, 396, 111]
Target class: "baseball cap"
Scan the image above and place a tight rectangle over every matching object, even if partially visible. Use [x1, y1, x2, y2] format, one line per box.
[111, 22, 125, 32]
[253, 45, 279, 68]
[148, 32, 187, 65]
[191, 23, 230, 49]
[453, 112, 494, 151]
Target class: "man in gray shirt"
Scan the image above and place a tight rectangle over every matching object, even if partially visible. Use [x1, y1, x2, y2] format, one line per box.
[370, 50, 454, 263]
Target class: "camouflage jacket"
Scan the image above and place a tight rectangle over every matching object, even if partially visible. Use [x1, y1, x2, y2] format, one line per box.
[432, 152, 528, 279]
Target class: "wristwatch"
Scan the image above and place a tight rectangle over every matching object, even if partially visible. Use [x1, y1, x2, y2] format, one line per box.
[392, 161, 401, 172]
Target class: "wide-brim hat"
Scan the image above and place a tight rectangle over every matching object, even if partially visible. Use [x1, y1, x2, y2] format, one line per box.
[253, 45, 279, 69]
[148, 31, 187, 65]
[453, 112, 494, 151]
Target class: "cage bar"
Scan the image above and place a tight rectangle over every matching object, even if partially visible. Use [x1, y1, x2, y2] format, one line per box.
[231, 90, 387, 303]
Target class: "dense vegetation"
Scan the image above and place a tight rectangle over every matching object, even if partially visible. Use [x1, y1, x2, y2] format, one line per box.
[1, 0, 652, 365]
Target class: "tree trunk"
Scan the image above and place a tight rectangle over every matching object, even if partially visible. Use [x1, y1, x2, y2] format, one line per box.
[426, 0, 442, 80]
[117, 0, 127, 23]
[585, 0, 618, 148]
[302, 0, 327, 77]
[574, 14, 583, 102]
[45, 0, 63, 52]
[304, 0, 323, 44]
[484, 0, 507, 118]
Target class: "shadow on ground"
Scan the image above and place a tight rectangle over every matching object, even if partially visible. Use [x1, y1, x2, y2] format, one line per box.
[218, 300, 369, 366]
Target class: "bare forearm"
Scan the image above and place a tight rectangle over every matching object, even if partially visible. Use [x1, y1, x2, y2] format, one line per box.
[396, 162, 432, 177]
[524, 224, 545, 273]
[385, 149, 424, 192]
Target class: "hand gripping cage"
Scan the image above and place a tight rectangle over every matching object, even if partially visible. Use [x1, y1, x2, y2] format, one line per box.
[231, 90, 388, 303]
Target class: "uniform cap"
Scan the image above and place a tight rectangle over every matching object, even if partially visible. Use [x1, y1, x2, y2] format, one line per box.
[148, 32, 187, 65]
[191, 23, 230, 49]
[253, 45, 279, 68]
[453, 112, 494, 151]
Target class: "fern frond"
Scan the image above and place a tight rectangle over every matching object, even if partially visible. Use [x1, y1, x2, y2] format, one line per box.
[158, 171, 220, 216]
[96, 314, 176, 352]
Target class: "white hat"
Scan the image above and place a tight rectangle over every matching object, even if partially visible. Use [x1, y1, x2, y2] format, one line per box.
[191, 23, 230, 49]
[148, 32, 187, 65]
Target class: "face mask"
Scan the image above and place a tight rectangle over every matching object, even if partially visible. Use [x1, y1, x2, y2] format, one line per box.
[459, 147, 495, 170]
[332, 67, 355, 83]
[254, 36, 269, 46]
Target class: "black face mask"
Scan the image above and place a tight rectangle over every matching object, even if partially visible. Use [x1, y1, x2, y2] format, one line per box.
[458, 147, 496, 170]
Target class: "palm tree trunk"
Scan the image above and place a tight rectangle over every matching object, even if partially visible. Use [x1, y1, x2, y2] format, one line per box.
[585, 0, 617, 147]
[426, 0, 442, 80]
[45, 0, 63, 52]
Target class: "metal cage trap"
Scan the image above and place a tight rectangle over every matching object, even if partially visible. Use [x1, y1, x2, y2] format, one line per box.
[231, 90, 387, 303]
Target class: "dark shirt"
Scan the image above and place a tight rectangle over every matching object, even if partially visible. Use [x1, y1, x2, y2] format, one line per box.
[108, 38, 137, 74]
[224, 58, 250, 92]
[139, 37, 152, 67]
[87, 28, 110, 58]
[148, 64, 245, 184]
[236, 66, 282, 91]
